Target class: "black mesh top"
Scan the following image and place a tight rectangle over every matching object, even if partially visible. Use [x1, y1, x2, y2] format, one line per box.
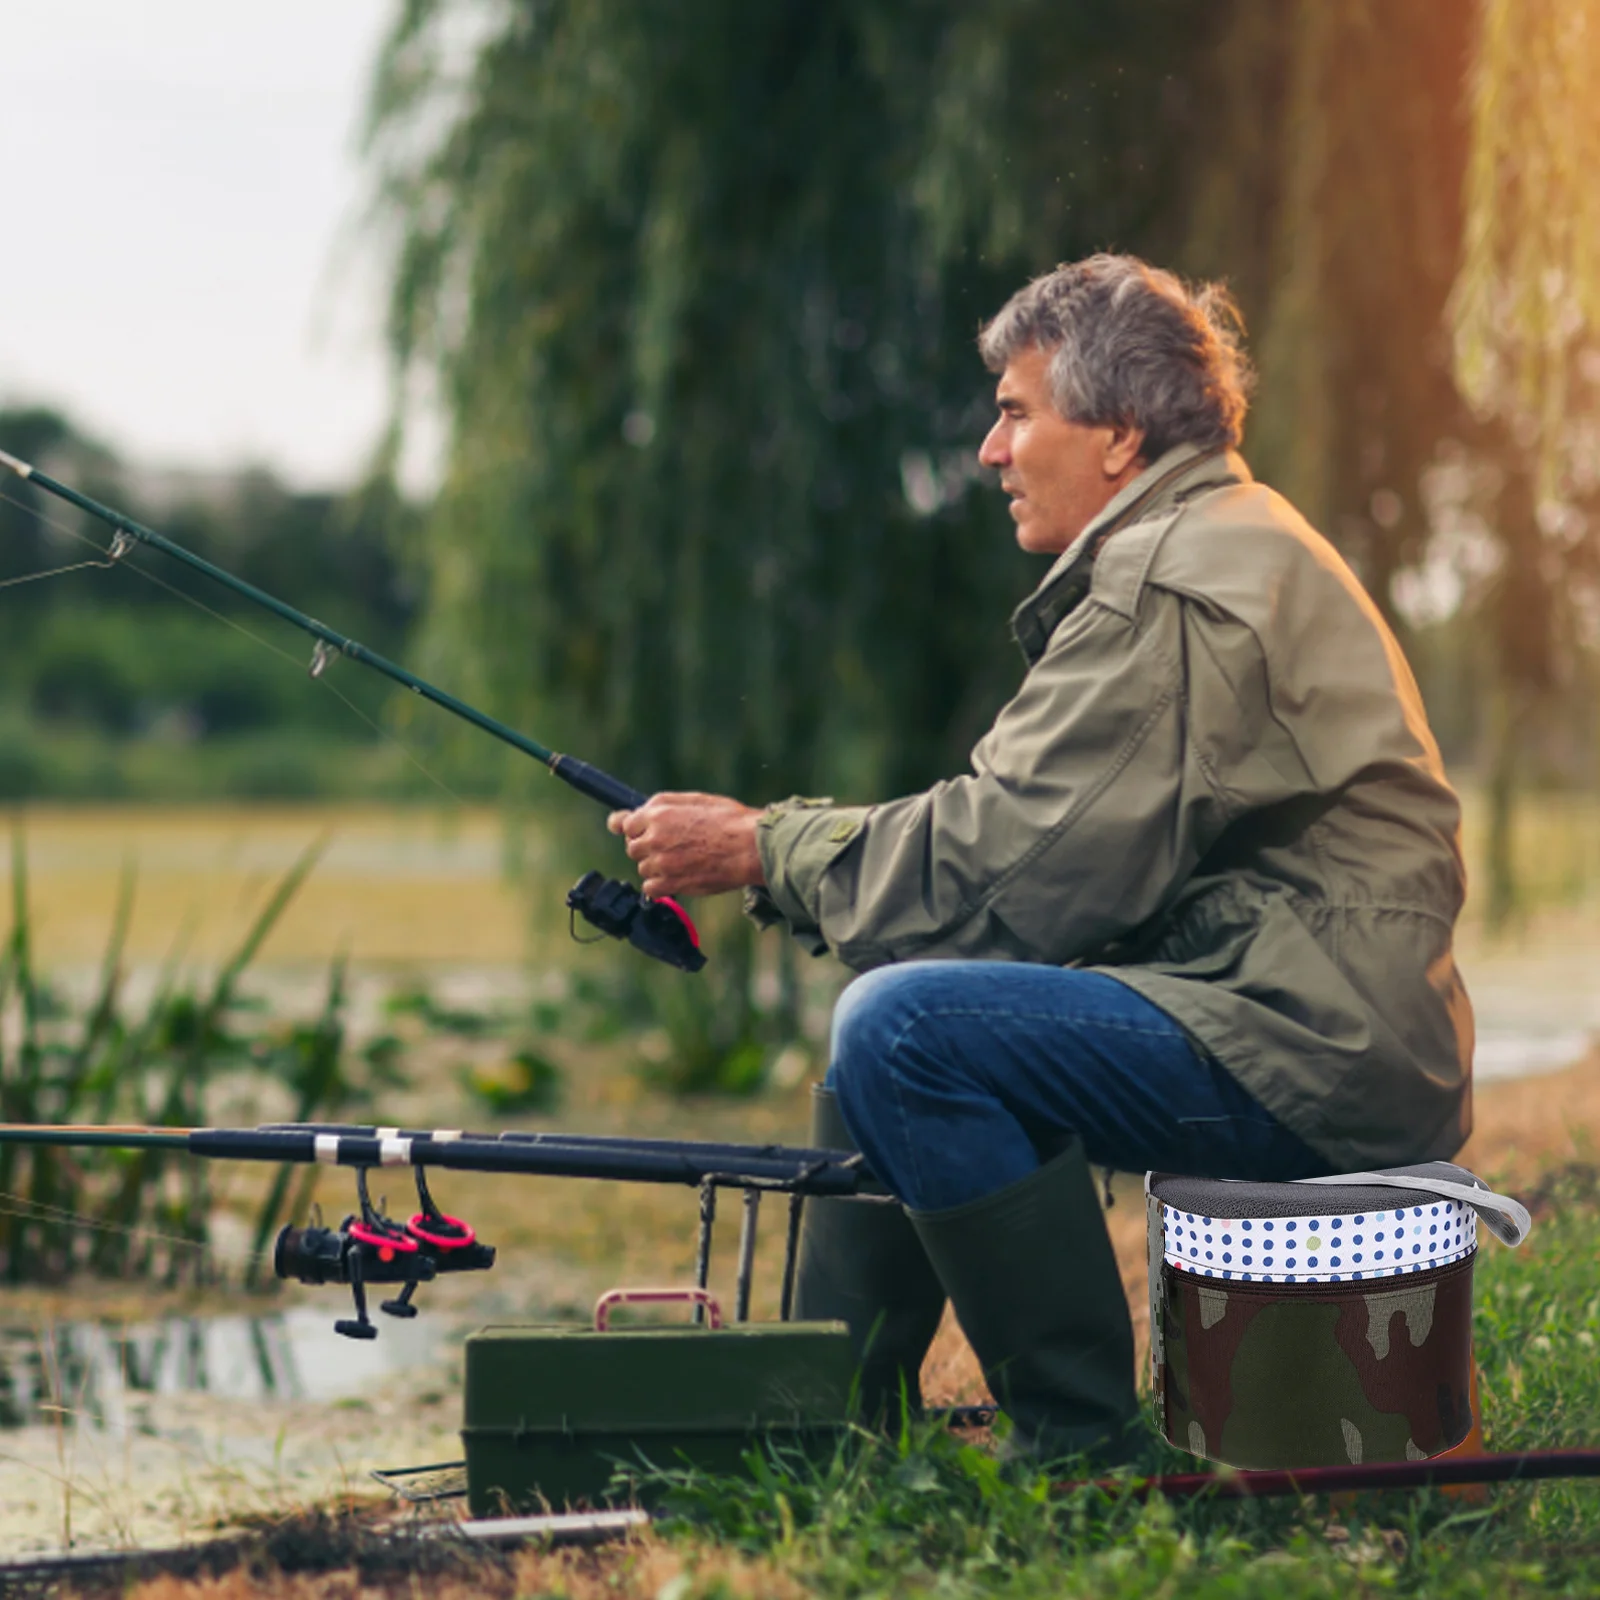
[1147, 1162, 1486, 1218]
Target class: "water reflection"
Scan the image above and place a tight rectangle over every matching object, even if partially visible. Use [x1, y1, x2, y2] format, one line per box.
[0, 1307, 442, 1429]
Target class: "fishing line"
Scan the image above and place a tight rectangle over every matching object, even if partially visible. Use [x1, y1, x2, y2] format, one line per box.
[107, 540, 469, 806]
[0, 558, 119, 590]
[0, 483, 468, 804]
[0, 1188, 273, 1270]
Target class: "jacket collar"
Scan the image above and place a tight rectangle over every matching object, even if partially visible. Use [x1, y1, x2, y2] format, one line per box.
[1010, 444, 1250, 663]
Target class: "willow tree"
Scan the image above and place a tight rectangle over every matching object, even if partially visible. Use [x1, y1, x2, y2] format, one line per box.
[365, 0, 1482, 1073]
[365, 1, 1231, 806]
[1451, 0, 1600, 924]
[1197, 0, 1475, 617]
[364, 0, 1232, 1075]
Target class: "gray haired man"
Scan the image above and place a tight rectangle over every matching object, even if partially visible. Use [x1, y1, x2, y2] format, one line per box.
[608, 254, 1472, 1463]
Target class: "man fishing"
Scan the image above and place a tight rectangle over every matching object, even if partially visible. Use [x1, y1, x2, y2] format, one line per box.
[606, 253, 1473, 1464]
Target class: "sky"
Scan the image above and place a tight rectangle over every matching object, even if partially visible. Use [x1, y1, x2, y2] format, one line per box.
[0, 2, 420, 491]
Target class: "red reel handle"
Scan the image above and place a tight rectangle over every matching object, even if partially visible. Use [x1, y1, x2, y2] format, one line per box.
[407, 1212, 476, 1250]
[651, 896, 701, 951]
[349, 1220, 419, 1255]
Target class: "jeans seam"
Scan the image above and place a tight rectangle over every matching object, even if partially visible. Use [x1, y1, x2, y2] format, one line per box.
[887, 1006, 1184, 1043]
[885, 1031, 934, 1203]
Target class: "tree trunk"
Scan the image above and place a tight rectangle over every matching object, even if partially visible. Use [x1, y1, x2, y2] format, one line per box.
[1483, 452, 1553, 933]
[1482, 678, 1521, 931]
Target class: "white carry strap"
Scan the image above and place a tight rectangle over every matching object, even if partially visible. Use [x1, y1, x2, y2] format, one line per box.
[1144, 1179, 1165, 1380]
[1296, 1172, 1531, 1248]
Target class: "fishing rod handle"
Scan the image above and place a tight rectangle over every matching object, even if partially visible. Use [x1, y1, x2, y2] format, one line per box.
[550, 755, 647, 811]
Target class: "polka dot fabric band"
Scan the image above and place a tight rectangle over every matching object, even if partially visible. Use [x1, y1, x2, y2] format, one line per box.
[1161, 1198, 1477, 1283]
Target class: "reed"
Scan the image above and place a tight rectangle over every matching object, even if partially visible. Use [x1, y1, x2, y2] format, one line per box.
[0, 828, 391, 1287]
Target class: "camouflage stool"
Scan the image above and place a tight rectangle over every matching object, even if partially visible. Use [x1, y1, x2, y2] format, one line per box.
[1146, 1163, 1531, 1469]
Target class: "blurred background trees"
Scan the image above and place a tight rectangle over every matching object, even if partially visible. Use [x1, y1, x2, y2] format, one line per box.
[5, 0, 1599, 958]
[0, 405, 423, 801]
[1449, 0, 1600, 922]
[363, 0, 1499, 802]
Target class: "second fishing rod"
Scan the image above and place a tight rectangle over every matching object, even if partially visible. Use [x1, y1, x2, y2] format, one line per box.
[0, 445, 704, 972]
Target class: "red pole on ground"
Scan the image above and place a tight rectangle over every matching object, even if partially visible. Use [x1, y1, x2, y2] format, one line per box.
[1059, 1449, 1600, 1501]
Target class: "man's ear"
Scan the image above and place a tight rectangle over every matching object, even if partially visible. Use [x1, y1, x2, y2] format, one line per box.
[1103, 421, 1147, 479]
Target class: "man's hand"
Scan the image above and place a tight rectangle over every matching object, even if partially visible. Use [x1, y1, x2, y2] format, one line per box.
[606, 791, 766, 900]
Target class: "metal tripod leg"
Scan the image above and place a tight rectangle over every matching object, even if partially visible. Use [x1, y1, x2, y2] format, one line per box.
[693, 1177, 717, 1325]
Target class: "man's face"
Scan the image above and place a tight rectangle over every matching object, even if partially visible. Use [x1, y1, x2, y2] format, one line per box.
[978, 345, 1146, 555]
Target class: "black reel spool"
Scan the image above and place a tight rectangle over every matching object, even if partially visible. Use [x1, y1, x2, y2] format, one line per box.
[274, 1166, 495, 1339]
[567, 870, 706, 972]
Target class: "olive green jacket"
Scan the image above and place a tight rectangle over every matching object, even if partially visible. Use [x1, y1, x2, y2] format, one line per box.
[752, 445, 1472, 1170]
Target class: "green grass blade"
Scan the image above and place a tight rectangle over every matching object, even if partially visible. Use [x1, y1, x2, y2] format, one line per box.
[205, 833, 329, 1022]
[244, 951, 349, 1287]
[58, 858, 136, 1116]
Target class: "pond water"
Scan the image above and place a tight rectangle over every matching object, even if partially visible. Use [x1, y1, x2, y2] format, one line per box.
[0, 1305, 444, 1431]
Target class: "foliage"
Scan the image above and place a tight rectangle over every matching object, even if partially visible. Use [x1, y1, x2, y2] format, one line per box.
[367, 0, 1492, 798]
[1454, 1, 1600, 484]
[459, 1046, 563, 1116]
[0, 408, 416, 649]
[366, 0, 1242, 810]
[630, 899, 805, 1095]
[241, 956, 412, 1286]
[1198, 0, 1475, 610]
[382, 982, 502, 1037]
[1431, 0, 1600, 923]
[0, 834, 405, 1287]
[376, 979, 571, 1117]
[0, 406, 432, 800]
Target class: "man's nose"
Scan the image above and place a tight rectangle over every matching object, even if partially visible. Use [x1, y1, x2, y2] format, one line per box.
[978, 420, 1009, 467]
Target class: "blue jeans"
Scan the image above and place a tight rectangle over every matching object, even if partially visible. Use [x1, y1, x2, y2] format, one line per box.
[826, 962, 1329, 1211]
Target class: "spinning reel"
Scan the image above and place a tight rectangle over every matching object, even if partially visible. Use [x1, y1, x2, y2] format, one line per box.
[566, 870, 706, 972]
[274, 1165, 496, 1339]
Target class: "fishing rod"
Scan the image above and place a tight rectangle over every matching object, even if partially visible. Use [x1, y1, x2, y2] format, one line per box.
[0, 1120, 873, 1339]
[1081, 1449, 1600, 1499]
[0, 1121, 868, 1187]
[0, 446, 704, 973]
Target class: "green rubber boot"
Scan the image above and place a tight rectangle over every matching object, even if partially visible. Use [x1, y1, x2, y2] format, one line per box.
[792, 1085, 947, 1424]
[909, 1140, 1140, 1465]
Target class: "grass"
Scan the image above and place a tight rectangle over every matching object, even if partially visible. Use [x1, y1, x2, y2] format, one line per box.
[0, 831, 328, 1285]
[603, 1170, 1600, 1600]
[0, 826, 438, 1288]
[0, 804, 530, 968]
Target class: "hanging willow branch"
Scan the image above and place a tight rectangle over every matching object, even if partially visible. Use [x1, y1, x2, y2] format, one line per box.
[1453, 0, 1600, 490]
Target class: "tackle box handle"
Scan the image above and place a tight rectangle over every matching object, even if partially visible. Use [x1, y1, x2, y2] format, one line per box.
[593, 1286, 723, 1331]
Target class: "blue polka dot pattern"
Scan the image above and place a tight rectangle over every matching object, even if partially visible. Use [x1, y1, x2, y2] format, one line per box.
[1160, 1198, 1477, 1283]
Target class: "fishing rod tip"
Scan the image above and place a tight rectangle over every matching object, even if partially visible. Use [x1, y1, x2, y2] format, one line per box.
[0, 447, 34, 479]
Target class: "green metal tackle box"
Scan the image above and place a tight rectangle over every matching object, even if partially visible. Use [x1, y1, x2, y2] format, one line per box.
[462, 1308, 855, 1514]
